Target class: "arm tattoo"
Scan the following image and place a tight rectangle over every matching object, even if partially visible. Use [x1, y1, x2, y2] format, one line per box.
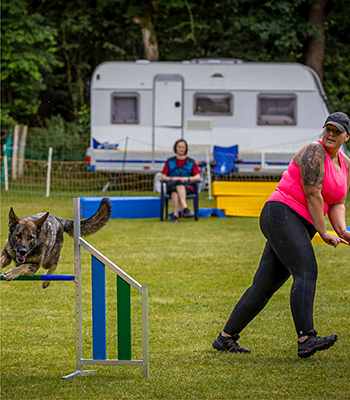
[300, 143, 326, 189]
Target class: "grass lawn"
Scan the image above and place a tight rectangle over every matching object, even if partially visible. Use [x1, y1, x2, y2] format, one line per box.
[1, 193, 349, 400]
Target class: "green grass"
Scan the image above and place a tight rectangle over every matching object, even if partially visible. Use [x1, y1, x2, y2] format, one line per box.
[1, 193, 350, 400]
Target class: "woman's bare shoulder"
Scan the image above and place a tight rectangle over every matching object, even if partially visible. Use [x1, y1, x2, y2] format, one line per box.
[294, 141, 325, 166]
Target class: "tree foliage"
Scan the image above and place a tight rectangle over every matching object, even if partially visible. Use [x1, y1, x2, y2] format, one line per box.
[323, 0, 350, 115]
[1, 0, 349, 134]
[1, 0, 61, 126]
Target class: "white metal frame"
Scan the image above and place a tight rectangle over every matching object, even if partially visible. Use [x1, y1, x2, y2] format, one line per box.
[62, 198, 149, 379]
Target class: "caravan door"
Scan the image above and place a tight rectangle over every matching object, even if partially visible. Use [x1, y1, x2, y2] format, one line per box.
[153, 74, 183, 149]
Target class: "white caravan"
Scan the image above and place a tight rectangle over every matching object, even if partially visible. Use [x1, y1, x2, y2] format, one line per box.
[88, 59, 332, 173]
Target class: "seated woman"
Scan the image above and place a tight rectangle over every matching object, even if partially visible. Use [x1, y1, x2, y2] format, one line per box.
[161, 139, 201, 222]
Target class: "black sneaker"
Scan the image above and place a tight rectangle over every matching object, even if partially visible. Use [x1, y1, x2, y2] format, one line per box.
[182, 208, 193, 218]
[298, 333, 338, 358]
[212, 333, 251, 353]
[168, 216, 179, 223]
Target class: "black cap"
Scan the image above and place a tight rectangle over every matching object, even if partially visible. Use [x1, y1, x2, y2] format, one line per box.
[323, 112, 350, 134]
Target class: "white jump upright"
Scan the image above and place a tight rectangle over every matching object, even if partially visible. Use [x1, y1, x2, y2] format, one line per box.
[62, 197, 149, 379]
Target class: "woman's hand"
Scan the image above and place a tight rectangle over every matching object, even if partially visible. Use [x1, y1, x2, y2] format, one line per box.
[320, 231, 349, 247]
[340, 230, 350, 246]
[174, 177, 188, 183]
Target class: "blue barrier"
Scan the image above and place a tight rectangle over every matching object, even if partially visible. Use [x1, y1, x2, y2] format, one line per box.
[91, 256, 107, 360]
[0, 275, 75, 281]
[80, 197, 160, 219]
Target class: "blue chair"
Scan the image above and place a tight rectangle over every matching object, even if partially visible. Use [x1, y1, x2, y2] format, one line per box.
[160, 181, 199, 221]
[213, 145, 239, 174]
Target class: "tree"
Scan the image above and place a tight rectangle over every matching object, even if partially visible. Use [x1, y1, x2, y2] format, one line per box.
[133, 1, 159, 61]
[1, 0, 61, 127]
[305, 0, 326, 81]
[36, 0, 141, 123]
[156, 0, 312, 62]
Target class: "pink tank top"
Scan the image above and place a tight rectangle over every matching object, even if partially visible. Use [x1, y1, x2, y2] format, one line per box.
[267, 140, 348, 224]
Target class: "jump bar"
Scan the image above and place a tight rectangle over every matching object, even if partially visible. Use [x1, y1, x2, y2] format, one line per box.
[0, 275, 75, 281]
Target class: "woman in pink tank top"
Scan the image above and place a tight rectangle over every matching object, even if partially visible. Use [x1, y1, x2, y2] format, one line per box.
[213, 112, 350, 358]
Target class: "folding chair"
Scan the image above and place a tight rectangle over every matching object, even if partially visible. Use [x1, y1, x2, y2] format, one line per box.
[213, 145, 239, 174]
[160, 181, 199, 221]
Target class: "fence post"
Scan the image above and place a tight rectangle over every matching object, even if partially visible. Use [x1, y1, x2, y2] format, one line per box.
[206, 149, 212, 199]
[46, 147, 53, 197]
[11, 125, 19, 179]
[122, 136, 129, 173]
[261, 151, 265, 170]
[18, 125, 28, 177]
[3, 145, 9, 191]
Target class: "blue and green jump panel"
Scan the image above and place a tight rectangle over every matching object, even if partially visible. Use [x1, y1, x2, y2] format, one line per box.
[91, 255, 132, 361]
[80, 196, 160, 219]
[73, 241, 149, 379]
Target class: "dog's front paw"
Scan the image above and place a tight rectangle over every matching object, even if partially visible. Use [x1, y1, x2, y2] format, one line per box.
[0, 257, 6, 273]
[42, 281, 51, 289]
[3, 268, 21, 281]
[0, 252, 12, 272]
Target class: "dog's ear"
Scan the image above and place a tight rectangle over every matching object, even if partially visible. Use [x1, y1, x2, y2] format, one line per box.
[8, 207, 20, 229]
[35, 212, 49, 230]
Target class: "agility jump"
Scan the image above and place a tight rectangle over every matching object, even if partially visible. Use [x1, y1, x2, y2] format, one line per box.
[0, 197, 149, 379]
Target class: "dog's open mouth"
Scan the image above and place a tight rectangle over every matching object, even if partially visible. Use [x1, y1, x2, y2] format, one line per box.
[16, 256, 26, 264]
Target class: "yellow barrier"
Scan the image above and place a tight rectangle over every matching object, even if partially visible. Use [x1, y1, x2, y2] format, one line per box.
[212, 181, 278, 197]
[215, 196, 269, 217]
[212, 181, 278, 217]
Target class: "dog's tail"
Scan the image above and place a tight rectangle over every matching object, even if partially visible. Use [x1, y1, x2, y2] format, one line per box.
[59, 198, 112, 237]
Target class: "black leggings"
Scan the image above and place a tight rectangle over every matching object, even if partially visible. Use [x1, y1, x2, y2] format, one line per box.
[224, 202, 317, 338]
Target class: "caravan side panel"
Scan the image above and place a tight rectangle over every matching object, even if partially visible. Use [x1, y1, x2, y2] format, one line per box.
[89, 61, 330, 172]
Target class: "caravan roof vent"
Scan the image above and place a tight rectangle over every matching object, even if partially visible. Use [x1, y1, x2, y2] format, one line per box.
[186, 119, 213, 131]
[135, 60, 151, 64]
[211, 72, 224, 78]
[190, 58, 243, 64]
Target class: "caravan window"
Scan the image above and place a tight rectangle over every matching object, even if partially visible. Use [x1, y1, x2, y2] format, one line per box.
[257, 94, 297, 125]
[111, 92, 139, 124]
[194, 93, 233, 116]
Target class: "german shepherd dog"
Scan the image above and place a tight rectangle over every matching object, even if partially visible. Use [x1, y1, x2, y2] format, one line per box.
[0, 198, 112, 288]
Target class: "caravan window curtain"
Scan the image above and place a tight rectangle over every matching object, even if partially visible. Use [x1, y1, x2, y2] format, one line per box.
[111, 92, 140, 124]
[193, 93, 233, 116]
[257, 94, 297, 125]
